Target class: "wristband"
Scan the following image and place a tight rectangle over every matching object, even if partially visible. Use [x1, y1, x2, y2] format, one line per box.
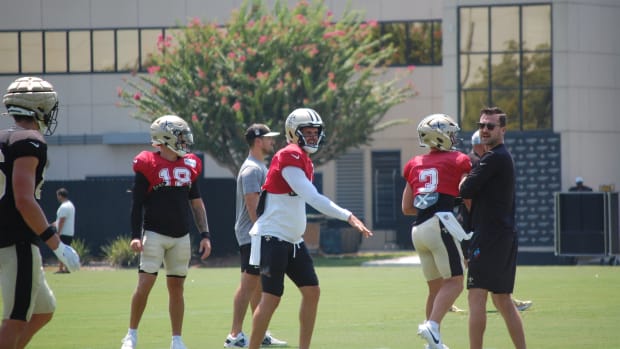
[40, 225, 57, 242]
[200, 231, 211, 240]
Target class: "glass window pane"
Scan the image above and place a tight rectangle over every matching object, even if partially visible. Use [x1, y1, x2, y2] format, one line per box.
[117, 29, 139, 71]
[523, 88, 552, 130]
[45, 31, 67, 73]
[93, 30, 115, 72]
[523, 52, 551, 87]
[408, 22, 432, 65]
[459, 7, 488, 52]
[432, 21, 442, 64]
[69, 30, 91, 72]
[460, 89, 489, 131]
[22, 31, 43, 73]
[491, 6, 519, 51]
[491, 52, 519, 88]
[381, 22, 407, 65]
[0, 32, 19, 73]
[491, 89, 519, 130]
[140, 29, 163, 69]
[523, 5, 551, 51]
[460, 53, 488, 89]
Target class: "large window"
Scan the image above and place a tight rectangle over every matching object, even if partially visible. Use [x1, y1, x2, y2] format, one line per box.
[0, 20, 441, 76]
[458, 4, 552, 131]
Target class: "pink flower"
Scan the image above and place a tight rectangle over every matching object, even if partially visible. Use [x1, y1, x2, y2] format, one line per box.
[192, 113, 198, 122]
[328, 72, 335, 80]
[257, 71, 269, 80]
[368, 20, 378, 28]
[189, 17, 201, 28]
[221, 96, 228, 105]
[197, 68, 206, 79]
[408, 65, 416, 72]
[116, 87, 123, 97]
[354, 64, 361, 71]
[296, 14, 307, 25]
[323, 30, 346, 39]
[328, 81, 337, 90]
[133, 92, 141, 100]
[258, 35, 268, 44]
[147, 66, 161, 74]
[228, 51, 236, 59]
[246, 20, 255, 29]
[194, 90, 200, 97]
[159, 77, 167, 85]
[239, 55, 246, 62]
[232, 101, 241, 111]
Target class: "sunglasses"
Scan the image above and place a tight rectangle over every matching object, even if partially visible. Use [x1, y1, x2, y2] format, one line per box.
[477, 122, 499, 130]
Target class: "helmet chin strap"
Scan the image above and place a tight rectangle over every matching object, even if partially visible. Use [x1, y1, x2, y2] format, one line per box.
[303, 145, 319, 154]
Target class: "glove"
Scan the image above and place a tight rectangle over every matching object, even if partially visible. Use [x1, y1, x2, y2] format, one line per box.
[53, 242, 81, 272]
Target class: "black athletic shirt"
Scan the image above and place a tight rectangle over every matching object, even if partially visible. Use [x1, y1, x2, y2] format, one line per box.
[0, 129, 48, 247]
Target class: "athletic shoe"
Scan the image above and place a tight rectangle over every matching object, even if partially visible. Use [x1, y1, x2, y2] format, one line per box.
[448, 305, 465, 313]
[262, 331, 287, 346]
[513, 299, 533, 311]
[418, 321, 444, 349]
[224, 332, 247, 348]
[120, 333, 137, 349]
[171, 337, 187, 349]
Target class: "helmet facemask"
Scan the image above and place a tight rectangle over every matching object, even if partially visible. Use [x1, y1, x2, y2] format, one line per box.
[150, 115, 194, 157]
[3, 77, 59, 136]
[285, 108, 325, 154]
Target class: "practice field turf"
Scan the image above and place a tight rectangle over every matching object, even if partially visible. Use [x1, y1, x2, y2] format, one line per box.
[2, 263, 619, 348]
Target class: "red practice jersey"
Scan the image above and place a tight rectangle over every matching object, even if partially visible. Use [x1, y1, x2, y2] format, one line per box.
[263, 143, 314, 194]
[403, 150, 471, 198]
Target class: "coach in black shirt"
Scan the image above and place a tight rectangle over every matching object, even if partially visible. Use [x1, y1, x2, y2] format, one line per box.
[459, 107, 526, 349]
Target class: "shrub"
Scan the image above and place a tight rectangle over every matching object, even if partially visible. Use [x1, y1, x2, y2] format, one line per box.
[102, 236, 140, 268]
[71, 238, 92, 265]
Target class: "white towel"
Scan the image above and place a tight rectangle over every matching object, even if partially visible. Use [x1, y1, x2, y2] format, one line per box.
[249, 234, 261, 266]
[434, 211, 473, 241]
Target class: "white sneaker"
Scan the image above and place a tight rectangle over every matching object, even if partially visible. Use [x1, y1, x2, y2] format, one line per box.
[224, 331, 247, 348]
[171, 337, 187, 349]
[513, 299, 533, 311]
[262, 331, 287, 346]
[425, 344, 450, 349]
[418, 321, 444, 349]
[121, 333, 137, 349]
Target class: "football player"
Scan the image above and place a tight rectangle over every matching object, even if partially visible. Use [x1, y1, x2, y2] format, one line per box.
[0, 76, 80, 349]
[247, 108, 372, 349]
[401, 114, 471, 349]
[120, 115, 212, 349]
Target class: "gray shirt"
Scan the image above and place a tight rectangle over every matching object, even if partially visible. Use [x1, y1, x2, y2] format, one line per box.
[234, 155, 268, 245]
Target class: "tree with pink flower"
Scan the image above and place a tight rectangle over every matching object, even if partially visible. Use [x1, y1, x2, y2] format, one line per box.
[118, 0, 416, 174]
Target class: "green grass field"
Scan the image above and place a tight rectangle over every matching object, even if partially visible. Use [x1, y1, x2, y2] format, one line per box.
[4, 260, 620, 349]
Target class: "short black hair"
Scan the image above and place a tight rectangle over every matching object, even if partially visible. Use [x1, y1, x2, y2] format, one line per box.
[480, 106, 507, 127]
[56, 187, 69, 198]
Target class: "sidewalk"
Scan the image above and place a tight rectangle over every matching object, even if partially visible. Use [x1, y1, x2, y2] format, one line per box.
[361, 254, 420, 267]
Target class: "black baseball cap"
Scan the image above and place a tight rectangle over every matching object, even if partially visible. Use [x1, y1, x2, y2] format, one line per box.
[245, 124, 280, 142]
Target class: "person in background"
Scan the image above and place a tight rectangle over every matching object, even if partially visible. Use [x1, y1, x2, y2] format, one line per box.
[450, 130, 532, 313]
[568, 177, 593, 192]
[0, 76, 80, 349]
[247, 108, 372, 349]
[120, 115, 212, 349]
[460, 107, 527, 349]
[224, 124, 287, 348]
[402, 113, 472, 349]
[54, 187, 76, 274]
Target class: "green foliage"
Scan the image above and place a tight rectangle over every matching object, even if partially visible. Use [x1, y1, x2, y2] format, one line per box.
[118, 0, 415, 174]
[101, 235, 140, 268]
[70, 238, 92, 265]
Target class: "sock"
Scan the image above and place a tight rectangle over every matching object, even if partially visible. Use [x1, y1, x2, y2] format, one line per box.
[172, 335, 182, 342]
[428, 320, 440, 332]
[128, 329, 137, 337]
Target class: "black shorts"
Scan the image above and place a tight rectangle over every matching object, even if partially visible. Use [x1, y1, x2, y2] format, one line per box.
[259, 237, 319, 297]
[60, 235, 73, 245]
[239, 243, 260, 276]
[466, 232, 518, 294]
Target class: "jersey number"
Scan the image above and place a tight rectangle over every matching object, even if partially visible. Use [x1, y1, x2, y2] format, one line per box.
[418, 168, 438, 193]
[158, 167, 192, 186]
